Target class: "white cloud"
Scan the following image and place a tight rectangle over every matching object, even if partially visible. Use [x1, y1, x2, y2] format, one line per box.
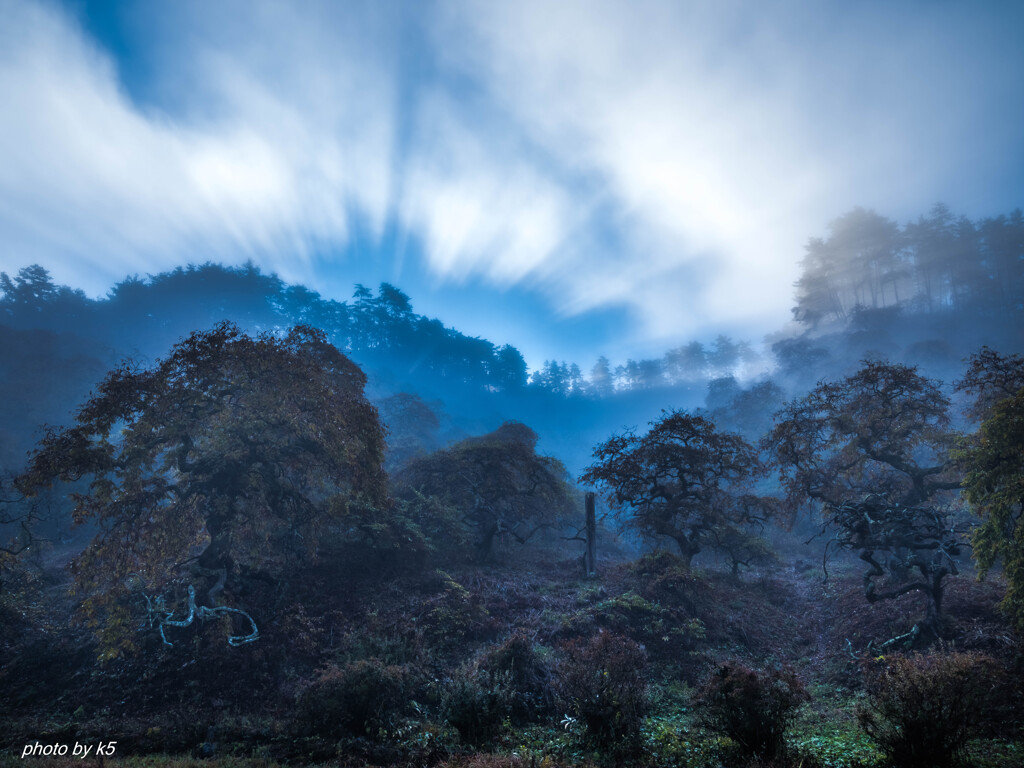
[398, 92, 576, 286]
[0, 0, 398, 292]
[419, 0, 822, 340]
[430, 0, 1024, 343]
[0, 0, 1020, 357]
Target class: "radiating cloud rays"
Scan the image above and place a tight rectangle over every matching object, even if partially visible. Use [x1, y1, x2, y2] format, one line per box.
[430, 0, 1024, 343]
[398, 91, 577, 287]
[0, 0, 399, 292]
[0, 0, 1021, 361]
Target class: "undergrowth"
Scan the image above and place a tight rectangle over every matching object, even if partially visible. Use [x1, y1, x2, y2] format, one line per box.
[3, 548, 1022, 767]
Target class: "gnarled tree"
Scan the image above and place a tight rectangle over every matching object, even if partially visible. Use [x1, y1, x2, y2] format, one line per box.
[16, 323, 387, 655]
[580, 410, 775, 570]
[764, 360, 963, 641]
[394, 421, 576, 561]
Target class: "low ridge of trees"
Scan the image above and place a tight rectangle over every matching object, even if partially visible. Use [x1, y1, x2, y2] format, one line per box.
[3, 199, 1023, 413]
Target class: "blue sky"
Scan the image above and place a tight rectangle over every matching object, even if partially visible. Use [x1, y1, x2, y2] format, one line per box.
[1, 0, 1022, 369]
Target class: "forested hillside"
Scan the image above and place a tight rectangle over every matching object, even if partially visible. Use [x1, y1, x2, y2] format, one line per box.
[3, 205, 1022, 475]
[1, 204, 1023, 768]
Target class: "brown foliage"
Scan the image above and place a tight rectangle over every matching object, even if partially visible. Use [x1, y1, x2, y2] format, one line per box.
[696, 661, 809, 765]
[765, 360, 964, 637]
[858, 652, 1000, 768]
[395, 422, 577, 561]
[956, 345, 1024, 420]
[15, 323, 388, 655]
[557, 631, 648, 752]
[956, 349, 1024, 631]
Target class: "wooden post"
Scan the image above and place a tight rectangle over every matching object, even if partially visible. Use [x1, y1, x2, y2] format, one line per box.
[584, 492, 597, 577]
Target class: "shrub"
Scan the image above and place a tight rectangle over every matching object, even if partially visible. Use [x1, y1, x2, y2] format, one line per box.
[436, 755, 584, 768]
[421, 570, 488, 645]
[857, 652, 998, 768]
[696, 661, 809, 765]
[588, 590, 706, 663]
[558, 631, 648, 752]
[630, 550, 699, 609]
[297, 658, 410, 738]
[479, 632, 555, 722]
[439, 664, 514, 746]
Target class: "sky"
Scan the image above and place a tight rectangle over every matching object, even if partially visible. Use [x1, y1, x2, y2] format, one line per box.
[1, 0, 1022, 370]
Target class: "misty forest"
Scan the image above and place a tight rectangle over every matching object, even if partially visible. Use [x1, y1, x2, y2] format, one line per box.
[1, 201, 1023, 768]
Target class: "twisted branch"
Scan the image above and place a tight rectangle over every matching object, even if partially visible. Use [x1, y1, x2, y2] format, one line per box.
[141, 583, 259, 647]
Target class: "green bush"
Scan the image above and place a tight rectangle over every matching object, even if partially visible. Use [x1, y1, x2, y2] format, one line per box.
[696, 661, 809, 765]
[558, 631, 648, 752]
[629, 550, 699, 611]
[586, 590, 705, 667]
[422, 570, 488, 645]
[858, 652, 998, 768]
[297, 657, 410, 738]
[479, 632, 555, 723]
[439, 664, 515, 746]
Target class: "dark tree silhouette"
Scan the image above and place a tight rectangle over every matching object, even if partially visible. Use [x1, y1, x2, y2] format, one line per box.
[959, 387, 1024, 632]
[956, 348, 1024, 630]
[395, 422, 576, 561]
[0, 474, 44, 590]
[765, 361, 963, 641]
[16, 323, 387, 656]
[493, 344, 528, 390]
[771, 337, 831, 384]
[956, 346, 1024, 420]
[581, 410, 775, 569]
[0, 265, 91, 331]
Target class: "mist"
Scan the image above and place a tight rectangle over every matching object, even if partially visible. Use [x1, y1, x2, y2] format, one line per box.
[2, 1, 1024, 765]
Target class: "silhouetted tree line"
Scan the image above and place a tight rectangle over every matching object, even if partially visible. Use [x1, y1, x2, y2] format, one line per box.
[0, 264, 761, 406]
[794, 204, 1024, 327]
[2, 201, 1021, 474]
[0, 263, 531, 395]
[531, 334, 762, 396]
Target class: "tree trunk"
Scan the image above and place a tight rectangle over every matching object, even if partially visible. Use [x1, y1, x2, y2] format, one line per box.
[922, 572, 946, 639]
[584, 492, 597, 577]
[198, 523, 232, 573]
[673, 536, 699, 570]
[476, 522, 498, 563]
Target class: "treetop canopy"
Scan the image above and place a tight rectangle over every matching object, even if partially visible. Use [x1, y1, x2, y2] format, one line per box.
[17, 322, 387, 601]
